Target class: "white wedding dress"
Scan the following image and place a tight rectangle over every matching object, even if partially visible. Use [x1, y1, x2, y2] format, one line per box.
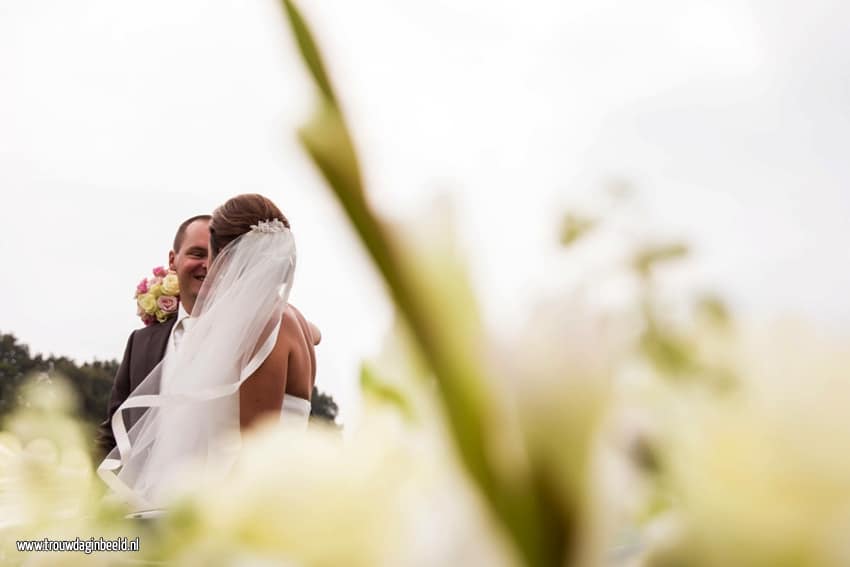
[280, 395, 312, 430]
[99, 219, 306, 515]
[125, 394, 310, 520]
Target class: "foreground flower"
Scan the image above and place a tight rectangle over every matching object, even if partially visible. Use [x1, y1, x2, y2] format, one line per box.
[148, 411, 518, 567]
[280, 3, 597, 563]
[0, 376, 140, 566]
[645, 322, 850, 566]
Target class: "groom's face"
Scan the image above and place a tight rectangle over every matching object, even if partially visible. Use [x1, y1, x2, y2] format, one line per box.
[168, 219, 210, 313]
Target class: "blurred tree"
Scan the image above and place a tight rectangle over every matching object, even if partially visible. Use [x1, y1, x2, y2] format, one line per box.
[1, 333, 341, 431]
[0, 333, 41, 415]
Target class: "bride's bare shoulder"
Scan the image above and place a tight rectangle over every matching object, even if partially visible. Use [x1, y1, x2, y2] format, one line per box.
[281, 304, 320, 346]
[276, 303, 317, 398]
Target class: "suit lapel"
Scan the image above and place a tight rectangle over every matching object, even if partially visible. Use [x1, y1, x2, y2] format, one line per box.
[151, 316, 178, 364]
[127, 317, 177, 394]
[125, 317, 177, 426]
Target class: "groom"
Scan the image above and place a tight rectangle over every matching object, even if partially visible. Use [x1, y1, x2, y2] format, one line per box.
[95, 214, 212, 457]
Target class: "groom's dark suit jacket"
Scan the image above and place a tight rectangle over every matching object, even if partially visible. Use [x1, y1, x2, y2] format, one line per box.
[95, 317, 177, 458]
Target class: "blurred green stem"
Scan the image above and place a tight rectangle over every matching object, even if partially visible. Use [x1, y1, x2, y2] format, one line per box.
[281, 2, 561, 565]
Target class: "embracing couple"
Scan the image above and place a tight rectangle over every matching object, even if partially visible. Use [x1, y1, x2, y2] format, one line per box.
[95, 193, 320, 513]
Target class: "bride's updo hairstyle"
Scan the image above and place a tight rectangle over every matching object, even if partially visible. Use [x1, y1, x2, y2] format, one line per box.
[209, 193, 290, 258]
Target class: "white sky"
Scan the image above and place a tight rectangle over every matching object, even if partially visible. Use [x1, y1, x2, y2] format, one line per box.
[2, 0, 849, 423]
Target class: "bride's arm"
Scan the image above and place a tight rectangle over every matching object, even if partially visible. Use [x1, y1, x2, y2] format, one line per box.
[239, 306, 316, 431]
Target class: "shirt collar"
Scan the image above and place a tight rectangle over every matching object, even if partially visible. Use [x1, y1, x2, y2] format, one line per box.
[176, 302, 190, 324]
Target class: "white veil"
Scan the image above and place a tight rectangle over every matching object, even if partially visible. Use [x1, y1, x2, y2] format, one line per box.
[98, 220, 296, 511]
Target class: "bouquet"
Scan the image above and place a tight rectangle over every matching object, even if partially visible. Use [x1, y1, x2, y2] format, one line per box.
[135, 266, 180, 326]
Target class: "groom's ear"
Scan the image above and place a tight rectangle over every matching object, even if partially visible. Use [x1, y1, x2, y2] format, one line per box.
[168, 250, 176, 271]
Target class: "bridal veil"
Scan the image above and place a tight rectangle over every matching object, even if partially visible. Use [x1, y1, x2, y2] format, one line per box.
[98, 220, 295, 511]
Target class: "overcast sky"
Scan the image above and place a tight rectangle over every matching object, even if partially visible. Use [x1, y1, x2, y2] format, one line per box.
[2, 0, 849, 422]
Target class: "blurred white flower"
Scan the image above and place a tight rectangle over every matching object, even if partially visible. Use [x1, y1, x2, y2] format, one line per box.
[647, 322, 850, 566]
[0, 376, 140, 567]
[158, 408, 517, 567]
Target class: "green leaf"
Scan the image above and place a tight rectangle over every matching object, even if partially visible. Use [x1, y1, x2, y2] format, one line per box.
[359, 363, 415, 421]
[281, 0, 337, 104]
[639, 314, 695, 377]
[633, 242, 689, 276]
[696, 293, 731, 328]
[559, 212, 597, 247]
[299, 101, 364, 201]
[281, 3, 564, 565]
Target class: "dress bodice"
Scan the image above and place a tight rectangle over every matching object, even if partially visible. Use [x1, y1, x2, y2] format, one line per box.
[280, 395, 311, 430]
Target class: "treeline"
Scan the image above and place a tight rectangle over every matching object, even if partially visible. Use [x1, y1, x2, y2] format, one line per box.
[0, 333, 340, 429]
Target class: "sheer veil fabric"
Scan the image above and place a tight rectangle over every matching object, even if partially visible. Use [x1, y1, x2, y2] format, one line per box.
[98, 221, 296, 511]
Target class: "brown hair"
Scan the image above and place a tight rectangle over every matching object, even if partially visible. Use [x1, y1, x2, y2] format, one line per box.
[209, 194, 290, 257]
[173, 214, 212, 252]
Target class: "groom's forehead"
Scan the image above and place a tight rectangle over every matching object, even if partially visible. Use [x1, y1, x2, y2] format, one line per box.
[174, 218, 210, 252]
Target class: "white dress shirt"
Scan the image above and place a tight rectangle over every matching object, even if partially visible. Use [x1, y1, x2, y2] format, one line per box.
[160, 303, 191, 393]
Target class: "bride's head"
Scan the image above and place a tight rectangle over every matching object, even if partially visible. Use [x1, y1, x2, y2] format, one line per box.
[209, 193, 290, 258]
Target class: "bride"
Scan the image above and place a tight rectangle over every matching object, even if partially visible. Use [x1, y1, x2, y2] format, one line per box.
[98, 194, 317, 513]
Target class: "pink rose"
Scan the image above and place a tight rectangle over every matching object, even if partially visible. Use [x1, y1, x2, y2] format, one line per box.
[153, 266, 167, 278]
[157, 295, 178, 313]
[141, 313, 156, 326]
[136, 278, 149, 294]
